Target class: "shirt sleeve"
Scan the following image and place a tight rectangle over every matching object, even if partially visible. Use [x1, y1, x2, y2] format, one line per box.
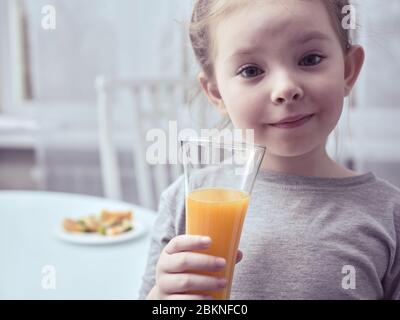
[138, 176, 185, 299]
[383, 203, 400, 300]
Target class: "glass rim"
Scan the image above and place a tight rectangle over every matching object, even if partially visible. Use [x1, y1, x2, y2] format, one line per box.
[179, 137, 266, 152]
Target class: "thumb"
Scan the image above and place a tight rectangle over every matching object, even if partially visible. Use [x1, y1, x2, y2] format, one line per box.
[235, 249, 243, 264]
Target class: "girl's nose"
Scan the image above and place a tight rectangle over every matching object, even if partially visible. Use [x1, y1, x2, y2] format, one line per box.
[270, 75, 304, 106]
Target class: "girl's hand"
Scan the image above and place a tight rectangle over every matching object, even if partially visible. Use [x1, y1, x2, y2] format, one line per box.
[147, 235, 243, 300]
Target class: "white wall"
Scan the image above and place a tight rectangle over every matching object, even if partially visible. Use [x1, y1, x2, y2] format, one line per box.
[349, 0, 400, 185]
[0, 0, 11, 113]
[356, 0, 400, 109]
[21, 0, 195, 102]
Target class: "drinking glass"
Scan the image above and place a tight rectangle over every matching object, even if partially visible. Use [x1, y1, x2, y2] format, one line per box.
[180, 138, 266, 299]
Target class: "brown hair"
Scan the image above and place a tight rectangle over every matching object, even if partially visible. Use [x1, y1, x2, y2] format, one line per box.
[189, 0, 353, 80]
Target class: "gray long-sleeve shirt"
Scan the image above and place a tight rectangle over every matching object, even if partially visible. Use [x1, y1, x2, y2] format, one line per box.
[139, 171, 400, 299]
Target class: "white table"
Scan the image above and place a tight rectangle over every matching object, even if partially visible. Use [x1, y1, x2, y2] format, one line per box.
[0, 191, 157, 299]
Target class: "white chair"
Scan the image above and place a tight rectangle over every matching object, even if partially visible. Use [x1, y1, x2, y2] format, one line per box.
[95, 76, 205, 209]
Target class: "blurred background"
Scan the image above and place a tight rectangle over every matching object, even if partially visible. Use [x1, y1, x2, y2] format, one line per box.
[1, 0, 400, 210]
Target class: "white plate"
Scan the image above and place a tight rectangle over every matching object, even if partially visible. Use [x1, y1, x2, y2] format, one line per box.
[55, 221, 147, 245]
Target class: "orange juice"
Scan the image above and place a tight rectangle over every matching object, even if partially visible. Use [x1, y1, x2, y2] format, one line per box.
[186, 188, 250, 300]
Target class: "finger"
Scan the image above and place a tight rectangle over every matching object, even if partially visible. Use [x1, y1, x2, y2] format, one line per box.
[159, 273, 227, 294]
[162, 252, 226, 273]
[165, 294, 213, 300]
[235, 250, 243, 264]
[165, 235, 211, 254]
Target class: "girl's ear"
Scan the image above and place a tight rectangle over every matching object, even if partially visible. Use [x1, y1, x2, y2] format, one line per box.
[198, 72, 228, 115]
[344, 45, 365, 97]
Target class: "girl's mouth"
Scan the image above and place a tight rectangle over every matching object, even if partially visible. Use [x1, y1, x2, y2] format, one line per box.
[269, 114, 315, 129]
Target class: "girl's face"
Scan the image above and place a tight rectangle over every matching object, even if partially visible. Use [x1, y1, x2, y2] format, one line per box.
[207, 0, 361, 157]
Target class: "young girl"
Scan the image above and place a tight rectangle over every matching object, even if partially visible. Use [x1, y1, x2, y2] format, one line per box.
[139, 0, 400, 299]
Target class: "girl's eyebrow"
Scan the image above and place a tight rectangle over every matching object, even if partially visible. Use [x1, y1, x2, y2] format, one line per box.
[226, 43, 266, 62]
[293, 31, 331, 45]
[226, 31, 330, 63]
[228, 46, 264, 59]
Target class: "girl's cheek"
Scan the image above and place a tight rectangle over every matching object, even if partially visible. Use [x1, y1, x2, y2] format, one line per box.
[226, 96, 264, 126]
[308, 75, 345, 132]
[308, 70, 344, 105]
[224, 85, 266, 119]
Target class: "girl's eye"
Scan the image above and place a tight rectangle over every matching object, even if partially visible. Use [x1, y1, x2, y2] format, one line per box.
[299, 54, 325, 67]
[238, 66, 264, 78]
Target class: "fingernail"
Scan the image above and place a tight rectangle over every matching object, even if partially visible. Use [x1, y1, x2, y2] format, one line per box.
[216, 258, 226, 268]
[200, 236, 211, 245]
[218, 278, 227, 288]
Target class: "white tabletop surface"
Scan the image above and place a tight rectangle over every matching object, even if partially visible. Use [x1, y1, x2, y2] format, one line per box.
[0, 191, 157, 299]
